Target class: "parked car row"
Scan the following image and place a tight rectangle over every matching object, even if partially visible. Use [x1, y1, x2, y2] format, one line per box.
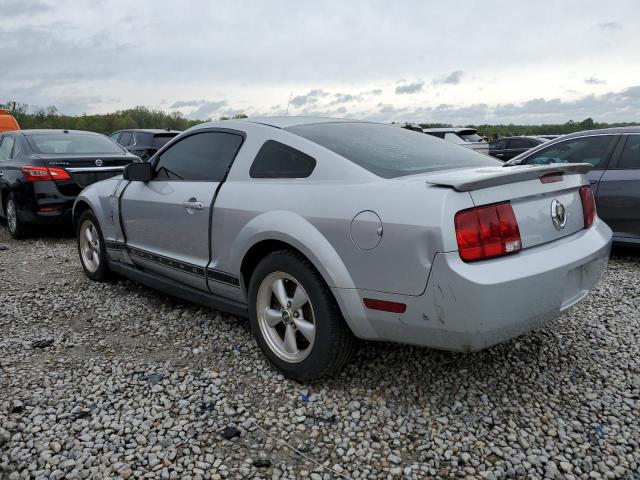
[2, 116, 635, 380]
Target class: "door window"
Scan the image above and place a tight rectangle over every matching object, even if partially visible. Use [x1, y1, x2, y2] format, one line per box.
[0, 137, 15, 161]
[507, 138, 530, 149]
[618, 136, 640, 169]
[525, 135, 613, 167]
[490, 139, 507, 150]
[154, 131, 243, 181]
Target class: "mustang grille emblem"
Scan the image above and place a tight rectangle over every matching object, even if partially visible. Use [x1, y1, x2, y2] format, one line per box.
[551, 199, 567, 230]
[95, 159, 103, 167]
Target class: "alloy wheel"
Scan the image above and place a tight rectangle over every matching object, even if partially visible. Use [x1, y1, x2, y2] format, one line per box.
[6, 200, 17, 234]
[256, 271, 316, 363]
[79, 219, 101, 273]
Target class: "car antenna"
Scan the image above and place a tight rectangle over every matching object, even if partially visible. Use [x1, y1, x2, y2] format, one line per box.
[285, 92, 292, 115]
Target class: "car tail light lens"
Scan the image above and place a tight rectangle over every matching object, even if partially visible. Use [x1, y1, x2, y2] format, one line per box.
[21, 166, 71, 182]
[455, 202, 522, 262]
[579, 185, 596, 228]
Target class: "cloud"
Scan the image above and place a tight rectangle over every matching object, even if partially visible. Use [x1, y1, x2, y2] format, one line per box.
[0, 0, 52, 17]
[585, 76, 605, 85]
[434, 70, 465, 85]
[170, 99, 206, 108]
[395, 81, 424, 95]
[594, 21, 622, 31]
[188, 100, 227, 119]
[290, 89, 329, 107]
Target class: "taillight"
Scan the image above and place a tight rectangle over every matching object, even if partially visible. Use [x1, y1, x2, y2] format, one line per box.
[21, 166, 71, 182]
[455, 202, 522, 262]
[579, 185, 596, 228]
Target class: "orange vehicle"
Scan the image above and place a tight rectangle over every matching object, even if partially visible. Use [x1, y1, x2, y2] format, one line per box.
[0, 109, 20, 132]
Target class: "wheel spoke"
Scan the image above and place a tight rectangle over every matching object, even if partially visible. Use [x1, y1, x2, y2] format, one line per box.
[283, 324, 298, 354]
[291, 285, 308, 311]
[264, 308, 283, 327]
[84, 227, 93, 244]
[92, 250, 99, 265]
[271, 279, 289, 309]
[293, 317, 315, 342]
[91, 226, 98, 244]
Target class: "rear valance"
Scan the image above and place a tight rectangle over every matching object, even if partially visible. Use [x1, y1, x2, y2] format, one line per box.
[423, 163, 592, 191]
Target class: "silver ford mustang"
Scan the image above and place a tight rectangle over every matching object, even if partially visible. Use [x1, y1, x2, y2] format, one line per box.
[73, 117, 612, 381]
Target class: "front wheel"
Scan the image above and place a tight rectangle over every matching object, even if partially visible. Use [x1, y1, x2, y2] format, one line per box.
[248, 250, 355, 382]
[76, 210, 110, 281]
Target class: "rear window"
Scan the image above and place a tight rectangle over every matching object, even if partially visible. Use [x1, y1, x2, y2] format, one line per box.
[27, 133, 124, 154]
[287, 122, 499, 178]
[153, 134, 177, 149]
[458, 131, 483, 143]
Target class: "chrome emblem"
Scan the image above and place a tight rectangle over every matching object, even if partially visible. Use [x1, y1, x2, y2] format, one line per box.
[551, 199, 567, 230]
[95, 159, 103, 167]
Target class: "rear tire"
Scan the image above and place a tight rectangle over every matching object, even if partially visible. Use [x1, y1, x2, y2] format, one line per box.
[76, 210, 110, 281]
[248, 250, 355, 382]
[5, 194, 28, 239]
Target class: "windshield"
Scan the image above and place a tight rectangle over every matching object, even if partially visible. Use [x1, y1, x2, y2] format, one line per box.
[287, 122, 499, 178]
[27, 133, 124, 154]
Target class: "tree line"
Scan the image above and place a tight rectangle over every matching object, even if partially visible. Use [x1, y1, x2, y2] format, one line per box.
[0, 103, 248, 135]
[2, 103, 637, 137]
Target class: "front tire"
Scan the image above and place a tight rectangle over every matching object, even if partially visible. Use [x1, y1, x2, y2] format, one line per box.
[5, 194, 28, 239]
[248, 250, 355, 382]
[76, 210, 110, 281]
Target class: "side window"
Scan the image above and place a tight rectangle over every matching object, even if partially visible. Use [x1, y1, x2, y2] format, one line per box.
[0, 137, 15, 161]
[525, 135, 613, 167]
[618, 136, 640, 169]
[110, 132, 121, 142]
[154, 131, 243, 181]
[507, 138, 530, 149]
[426, 132, 445, 139]
[119, 132, 133, 147]
[250, 140, 316, 179]
[490, 139, 507, 150]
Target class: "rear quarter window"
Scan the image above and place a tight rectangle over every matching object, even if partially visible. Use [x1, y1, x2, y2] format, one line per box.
[287, 122, 498, 178]
[250, 140, 316, 178]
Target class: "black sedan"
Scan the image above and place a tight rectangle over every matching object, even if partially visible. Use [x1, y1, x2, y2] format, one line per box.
[489, 136, 547, 161]
[0, 129, 140, 238]
[110, 129, 180, 161]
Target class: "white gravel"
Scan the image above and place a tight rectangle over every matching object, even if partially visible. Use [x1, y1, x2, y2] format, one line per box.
[1, 227, 639, 479]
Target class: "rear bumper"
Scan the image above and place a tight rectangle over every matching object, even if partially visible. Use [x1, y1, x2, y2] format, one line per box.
[334, 218, 612, 351]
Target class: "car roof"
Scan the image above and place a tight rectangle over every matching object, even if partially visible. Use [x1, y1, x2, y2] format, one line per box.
[497, 135, 544, 141]
[115, 129, 181, 134]
[243, 116, 365, 129]
[557, 126, 640, 139]
[19, 129, 105, 136]
[422, 127, 477, 133]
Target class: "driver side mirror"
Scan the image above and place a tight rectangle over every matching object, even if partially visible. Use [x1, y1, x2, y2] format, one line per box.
[123, 162, 152, 182]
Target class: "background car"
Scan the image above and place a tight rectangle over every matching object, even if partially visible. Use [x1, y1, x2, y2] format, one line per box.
[74, 117, 610, 381]
[507, 127, 640, 246]
[423, 127, 489, 154]
[0, 109, 20, 133]
[0, 129, 140, 238]
[489, 135, 547, 161]
[111, 129, 181, 161]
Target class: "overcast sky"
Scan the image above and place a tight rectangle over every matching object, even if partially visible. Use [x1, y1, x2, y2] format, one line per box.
[1, 0, 639, 124]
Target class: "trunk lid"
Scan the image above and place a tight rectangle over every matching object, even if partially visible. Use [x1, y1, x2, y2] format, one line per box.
[39, 153, 137, 195]
[423, 163, 592, 249]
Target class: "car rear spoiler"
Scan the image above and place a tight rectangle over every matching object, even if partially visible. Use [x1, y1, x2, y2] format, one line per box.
[423, 163, 592, 192]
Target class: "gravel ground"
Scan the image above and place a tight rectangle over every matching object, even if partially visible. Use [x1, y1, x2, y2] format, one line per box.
[0, 226, 639, 480]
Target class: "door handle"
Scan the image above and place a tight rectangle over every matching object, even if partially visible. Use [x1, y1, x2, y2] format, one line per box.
[182, 199, 204, 210]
